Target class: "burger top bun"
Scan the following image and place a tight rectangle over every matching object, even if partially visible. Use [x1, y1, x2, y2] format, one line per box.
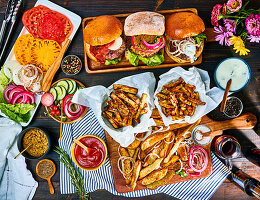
[166, 12, 205, 40]
[124, 11, 165, 36]
[84, 15, 123, 46]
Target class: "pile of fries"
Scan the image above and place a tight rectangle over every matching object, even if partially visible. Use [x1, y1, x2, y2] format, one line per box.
[156, 77, 206, 121]
[103, 84, 148, 128]
[118, 112, 202, 191]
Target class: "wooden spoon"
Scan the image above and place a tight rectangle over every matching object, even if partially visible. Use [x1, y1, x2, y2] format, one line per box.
[73, 139, 97, 154]
[36, 159, 56, 194]
[14, 142, 32, 159]
[220, 79, 232, 112]
[42, 38, 71, 92]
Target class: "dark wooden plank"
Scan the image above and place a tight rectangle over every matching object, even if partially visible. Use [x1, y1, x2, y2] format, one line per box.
[0, 0, 259, 199]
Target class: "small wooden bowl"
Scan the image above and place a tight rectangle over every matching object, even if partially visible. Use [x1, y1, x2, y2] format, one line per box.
[36, 159, 56, 194]
[45, 78, 88, 124]
[71, 135, 107, 171]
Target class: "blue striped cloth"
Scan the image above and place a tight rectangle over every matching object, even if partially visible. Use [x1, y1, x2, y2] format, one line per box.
[59, 109, 230, 200]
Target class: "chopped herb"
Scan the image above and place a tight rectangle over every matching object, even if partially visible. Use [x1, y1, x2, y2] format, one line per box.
[175, 169, 188, 177]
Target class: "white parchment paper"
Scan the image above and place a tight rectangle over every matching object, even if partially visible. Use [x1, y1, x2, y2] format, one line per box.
[72, 72, 156, 147]
[154, 67, 225, 126]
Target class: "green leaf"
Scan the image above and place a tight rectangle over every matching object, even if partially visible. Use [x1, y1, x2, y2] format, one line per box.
[105, 57, 122, 65]
[0, 68, 9, 103]
[128, 50, 139, 66]
[193, 33, 207, 45]
[138, 53, 164, 67]
[0, 103, 35, 123]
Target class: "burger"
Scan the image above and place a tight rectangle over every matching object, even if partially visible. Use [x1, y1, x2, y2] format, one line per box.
[84, 15, 126, 65]
[124, 11, 166, 67]
[165, 12, 206, 63]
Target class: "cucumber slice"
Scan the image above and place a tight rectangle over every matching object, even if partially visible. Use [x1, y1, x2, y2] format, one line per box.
[57, 80, 69, 91]
[67, 80, 74, 94]
[68, 80, 77, 94]
[49, 88, 57, 101]
[55, 86, 66, 100]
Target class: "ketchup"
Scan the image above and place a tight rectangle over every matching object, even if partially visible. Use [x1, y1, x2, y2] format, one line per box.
[74, 136, 106, 169]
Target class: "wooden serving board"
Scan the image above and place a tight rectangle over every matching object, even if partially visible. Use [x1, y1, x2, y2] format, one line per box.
[82, 8, 215, 74]
[104, 113, 257, 193]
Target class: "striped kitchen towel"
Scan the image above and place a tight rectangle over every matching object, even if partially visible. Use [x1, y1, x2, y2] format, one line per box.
[59, 109, 230, 200]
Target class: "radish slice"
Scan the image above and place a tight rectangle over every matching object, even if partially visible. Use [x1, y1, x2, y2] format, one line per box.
[41, 93, 54, 106]
[108, 37, 123, 50]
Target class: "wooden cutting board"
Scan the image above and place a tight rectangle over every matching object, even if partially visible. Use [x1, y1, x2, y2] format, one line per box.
[104, 113, 257, 193]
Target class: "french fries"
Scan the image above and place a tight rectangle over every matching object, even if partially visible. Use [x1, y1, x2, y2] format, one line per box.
[141, 168, 168, 185]
[156, 77, 206, 121]
[103, 84, 148, 128]
[130, 160, 142, 191]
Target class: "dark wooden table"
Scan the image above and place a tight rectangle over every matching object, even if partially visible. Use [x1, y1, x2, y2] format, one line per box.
[1, 0, 260, 199]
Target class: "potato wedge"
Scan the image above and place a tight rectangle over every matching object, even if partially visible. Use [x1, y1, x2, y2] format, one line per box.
[177, 144, 188, 161]
[146, 170, 175, 190]
[128, 149, 135, 158]
[139, 158, 163, 179]
[128, 139, 141, 150]
[141, 131, 173, 151]
[164, 155, 179, 167]
[141, 168, 168, 185]
[159, 135, 174, 158]
[119, 147, 132, 184]
[151, 108, 161, 119]
[133, 147, 140, 161]
[130, 160, 142, 191]
[143, 147, 161, 167]
[113, 84, 138, 94]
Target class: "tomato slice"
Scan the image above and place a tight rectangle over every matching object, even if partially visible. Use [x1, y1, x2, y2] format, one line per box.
[22, 5, 51, 38]
[37, 13, 66, 44]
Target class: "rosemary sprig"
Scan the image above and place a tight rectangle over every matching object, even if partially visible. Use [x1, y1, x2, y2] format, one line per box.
[54, 146, 91, 200]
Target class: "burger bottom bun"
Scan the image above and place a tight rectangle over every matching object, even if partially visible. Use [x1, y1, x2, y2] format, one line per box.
[166, 40, 204, 63]
[85, 43, 98, 62]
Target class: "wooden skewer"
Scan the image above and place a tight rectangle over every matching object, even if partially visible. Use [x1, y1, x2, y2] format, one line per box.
[73, 139, 96, 154]
[42, 38, 71, 92]
[15, 142, 32, 159]
[59, 100, 63, 140]
[220, 79, 232, 112]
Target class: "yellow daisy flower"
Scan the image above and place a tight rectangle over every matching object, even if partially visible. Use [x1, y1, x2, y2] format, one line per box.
[229, 35, 250, 56]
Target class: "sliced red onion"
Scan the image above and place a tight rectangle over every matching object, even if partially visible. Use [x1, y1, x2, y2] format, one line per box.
[9, 87, 25, 102]
[11, 91, 35, 105]
[142, 37, 161, 49]
[3, 85, 16, 103]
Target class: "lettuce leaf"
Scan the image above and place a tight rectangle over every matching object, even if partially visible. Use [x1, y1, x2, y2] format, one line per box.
[128, 50, 139, 66]
[105, 57, 122, 65]
[139, 53, 164, 66]
[193, 33, 207, 45]
[0, 103, 36, 123]
[0, 68, 9, 103]
[127, 50, 164, 67]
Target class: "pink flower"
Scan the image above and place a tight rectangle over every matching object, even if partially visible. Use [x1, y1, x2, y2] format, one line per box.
[222, 4, 227, 15]
[211, 4, 223, 26]
[224, 19, 236, 33]
[227, 0, 242, 12]
[245, 14, 260, 36]
[214, 26, 233, 46]
[247, 35, 260, 43]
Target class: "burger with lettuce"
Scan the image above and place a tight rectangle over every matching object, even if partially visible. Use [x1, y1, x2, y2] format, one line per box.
[84, 15, 126, 65]
[124, 11, 166, 67]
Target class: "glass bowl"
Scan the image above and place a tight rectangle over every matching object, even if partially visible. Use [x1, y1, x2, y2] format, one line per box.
[223, 96, 243, 119]
[61, 55, 82, 75]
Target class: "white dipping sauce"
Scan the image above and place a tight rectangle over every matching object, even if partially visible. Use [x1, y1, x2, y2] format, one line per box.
[215, 58, 250, 91]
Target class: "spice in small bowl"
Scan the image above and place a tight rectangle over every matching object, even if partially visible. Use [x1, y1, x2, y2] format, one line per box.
[224, 96, 243, 118]
[61, 55, 82, 75]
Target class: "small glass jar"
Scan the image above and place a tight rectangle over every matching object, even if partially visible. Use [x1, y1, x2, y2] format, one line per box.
[192, 125, 213, 146]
